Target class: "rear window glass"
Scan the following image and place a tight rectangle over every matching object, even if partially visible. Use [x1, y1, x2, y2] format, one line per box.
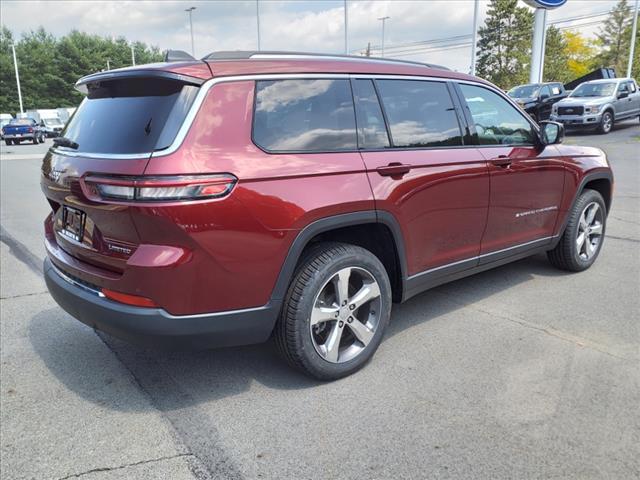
[253, 79, 357, 152]
[60, 78, 198, 155]
[9, 119, 35, 126]
[376, 80, 463, 148]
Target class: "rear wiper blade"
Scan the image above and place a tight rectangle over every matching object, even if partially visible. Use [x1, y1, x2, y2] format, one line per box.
[53, 137, 79, 150]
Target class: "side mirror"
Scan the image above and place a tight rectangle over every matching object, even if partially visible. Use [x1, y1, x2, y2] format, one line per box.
[539, 121, 564, 146]
[618, 91, 629, 99]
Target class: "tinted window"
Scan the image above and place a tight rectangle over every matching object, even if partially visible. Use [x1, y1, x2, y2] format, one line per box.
[459, 84, 535, 146]
[376, 80, 463, 148]
[352, 79, 390, 149]
[551, 84, 562, 95]
[253, 79, 357, 152]
[61, 78, 198, 155]
[618, 82, 629, 93]
[9, 119, 35, 126]
[540, 85, 551, 97]
[629, 81, 637, 93]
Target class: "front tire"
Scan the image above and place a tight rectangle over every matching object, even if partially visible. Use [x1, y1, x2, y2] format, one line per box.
[598, 111, 613, 134]
[274, 242, 392, 380]
[547, 189, 606, 272]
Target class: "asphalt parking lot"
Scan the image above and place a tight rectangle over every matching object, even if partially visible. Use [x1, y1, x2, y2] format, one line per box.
[1, 121, 639, 480]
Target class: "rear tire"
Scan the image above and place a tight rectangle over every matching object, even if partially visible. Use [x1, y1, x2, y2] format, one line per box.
[547, 189, 606, 272]
[274, 242, 392, 380]
[32, 136, 38, 145]
[597, 111, 613, 134]
[4, 140, 10, 146]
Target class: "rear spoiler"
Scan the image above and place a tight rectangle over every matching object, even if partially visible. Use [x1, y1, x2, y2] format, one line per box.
[75, 68, 206, 94]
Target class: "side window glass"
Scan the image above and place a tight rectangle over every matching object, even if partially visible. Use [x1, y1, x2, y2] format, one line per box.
[628, 81, 636, 93]
[376, 80, 463, 148]
[352, 79, 390, 149]
[540, 86, 551, 98]
[618, 82, 629, 93]
[459, 83, 535, 146]
[253, 79, 357, 152]
[551, 85, 561, 95]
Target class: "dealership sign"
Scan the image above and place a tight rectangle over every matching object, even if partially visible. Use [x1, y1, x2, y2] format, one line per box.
[523, 0, 567, 9]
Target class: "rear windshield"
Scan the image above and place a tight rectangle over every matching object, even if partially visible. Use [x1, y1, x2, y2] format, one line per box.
[61, 78, 198, 155]
[9, 119, 35, 126]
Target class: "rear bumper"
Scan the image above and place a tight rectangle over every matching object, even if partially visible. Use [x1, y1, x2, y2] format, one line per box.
[4, 133, 35, 140]
[44, 257, 278, 349]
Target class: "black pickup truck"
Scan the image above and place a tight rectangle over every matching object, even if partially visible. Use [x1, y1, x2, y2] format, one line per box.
[507, 82, 568, 122]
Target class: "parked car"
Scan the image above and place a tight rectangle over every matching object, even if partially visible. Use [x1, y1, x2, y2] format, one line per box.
[507, 82, 567, 121]
[41, 116, 65, 137]
[550, 78, 640, 134]
[2, 118, 45, 145]
[42, 52, 613, 380]
[0, 113, 13, 140]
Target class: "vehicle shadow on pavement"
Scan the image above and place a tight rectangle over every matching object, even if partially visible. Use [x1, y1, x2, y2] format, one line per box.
[564, 118, 639, 136]
[29, 253, 565, 413]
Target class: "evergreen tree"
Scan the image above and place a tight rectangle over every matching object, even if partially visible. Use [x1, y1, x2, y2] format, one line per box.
[543, 26, 570, 83]
[0, 27, 19, 113]
[596, 0, 633, 75]
[475, 0, 534, 89]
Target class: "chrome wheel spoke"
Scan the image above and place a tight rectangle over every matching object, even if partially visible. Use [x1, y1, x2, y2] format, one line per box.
[585, 238, 595, 258]
[310, 305, 339, 326]
[323, 322, 344, 363]
[347, 319, 374, 346]
[576, 232, 586, 251]
[590, 223, 603, 235]
[333, 268, 351, 306]
[585, 203, 599, 225]
[348, 281, 381, 312]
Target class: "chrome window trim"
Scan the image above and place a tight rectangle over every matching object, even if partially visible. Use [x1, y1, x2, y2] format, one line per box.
[52, 72, 531, 160]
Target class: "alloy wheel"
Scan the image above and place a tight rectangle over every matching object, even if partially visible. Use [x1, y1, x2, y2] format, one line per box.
[309, 266, 382, 364]
[602, 113, 613, 133]
[576, 202, 604, 261]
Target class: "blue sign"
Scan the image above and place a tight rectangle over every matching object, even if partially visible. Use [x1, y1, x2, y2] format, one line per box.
[523, 0, 567, 8]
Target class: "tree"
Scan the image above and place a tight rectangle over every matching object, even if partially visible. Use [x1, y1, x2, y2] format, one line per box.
[563, 31, 596, 79]
[0, 27, 164, 114]
[476, 0, 534, 89]
[543, 26, 570, 83]
[596, 0, 633, 75]
[629, 22, 640, 79]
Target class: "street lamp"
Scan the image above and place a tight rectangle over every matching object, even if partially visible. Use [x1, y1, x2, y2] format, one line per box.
[378, 16, 390, 57]
[344, 0, 349, 55]
[470, 0, 480, 75]
[130, 44, 136, 66]
[10, 44, 23, 114]
[185, 6, 196, 56]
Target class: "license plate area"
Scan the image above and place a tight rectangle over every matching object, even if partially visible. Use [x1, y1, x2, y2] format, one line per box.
[61, 206, 86, 242]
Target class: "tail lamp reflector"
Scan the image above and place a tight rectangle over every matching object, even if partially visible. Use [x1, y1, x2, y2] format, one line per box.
[102, 288, 158, 308]
[83, 174, 237, 202]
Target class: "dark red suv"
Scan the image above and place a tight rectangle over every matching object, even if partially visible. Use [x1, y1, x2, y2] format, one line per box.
[42, 52, 613, 379]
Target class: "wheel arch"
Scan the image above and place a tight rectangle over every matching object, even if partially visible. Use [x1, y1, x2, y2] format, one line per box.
[270, 211, 408, 304]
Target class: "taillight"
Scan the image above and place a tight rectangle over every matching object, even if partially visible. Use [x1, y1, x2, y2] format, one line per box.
[27, 127, 33, 133]
[82, 174, 237, 202]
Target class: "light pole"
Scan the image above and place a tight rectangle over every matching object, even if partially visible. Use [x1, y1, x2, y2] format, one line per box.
[10, 44, 23, 114]
[344, 0, 349, 55]
[470, 0, 480, 75]
[130, 44, 136, 66]
[529, 7, 547, 83]
[378, 16, 390, 57]
[627, 0, 639, 78]
[185, 6, 196, 57]
[256, 0, 261, 50]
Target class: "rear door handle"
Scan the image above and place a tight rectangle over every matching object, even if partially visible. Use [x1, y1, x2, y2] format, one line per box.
[376, 163, 412, 177]
[491, 155, 512, 167]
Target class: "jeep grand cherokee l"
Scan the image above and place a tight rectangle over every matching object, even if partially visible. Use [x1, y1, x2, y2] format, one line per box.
[42, 52, 613, 380]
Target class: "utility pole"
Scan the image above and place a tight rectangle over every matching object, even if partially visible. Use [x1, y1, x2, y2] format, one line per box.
[470, 0, 480, 75]
[10, 44, 23, 114]
[378, 16, 390, 57]
[131, 45, 136, 66]
[185, 6, 196, 56]
[256, 0, 261, 50]
[344, 0, 349, 54]
[628, 0, 639, 78]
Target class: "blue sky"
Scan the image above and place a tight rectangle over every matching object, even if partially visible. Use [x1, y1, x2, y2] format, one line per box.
[0, 0, 621, 72]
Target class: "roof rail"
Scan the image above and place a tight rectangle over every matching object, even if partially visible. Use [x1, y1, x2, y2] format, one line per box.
[202, 50, 450, 71]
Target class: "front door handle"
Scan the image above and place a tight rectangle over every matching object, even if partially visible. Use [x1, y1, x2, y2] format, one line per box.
[491, 155, 512, 167]
[376, 163, 412, 177]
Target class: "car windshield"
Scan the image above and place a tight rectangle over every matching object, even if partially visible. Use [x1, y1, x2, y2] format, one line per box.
[570, 82, 616, 97]
[508, 85, 540, 98]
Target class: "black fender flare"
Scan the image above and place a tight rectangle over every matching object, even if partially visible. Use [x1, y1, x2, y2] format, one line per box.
[269, 210, 408, 304]
[553, 170, 613, 246]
